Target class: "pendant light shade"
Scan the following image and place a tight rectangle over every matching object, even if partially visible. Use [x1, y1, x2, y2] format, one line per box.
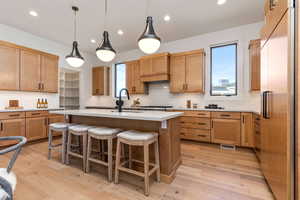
[65, 6, 85, 68]
[96, 31, 116, 62]
[138, 16, 161, 54]
[66, 41, 85, 68]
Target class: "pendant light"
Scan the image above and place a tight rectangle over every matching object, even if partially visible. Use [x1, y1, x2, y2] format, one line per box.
[138, 0, 161, 54]
[96, 0, 116, 62]
[66, 6, 85, 68]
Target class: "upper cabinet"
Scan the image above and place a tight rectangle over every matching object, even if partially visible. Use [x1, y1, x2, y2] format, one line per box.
[249, 39, 261, 91]
[261, 0, 288, 45]
[126, 60, 146, 95]
[0, 42, 20, 91]
[170, 49, 205, 93]
[92, 66, 110, 96]
[20, 49, 41, 92]
[41, 55, 59, 93]
[140, 53, 170, 82]
[0, 40, 59, 93]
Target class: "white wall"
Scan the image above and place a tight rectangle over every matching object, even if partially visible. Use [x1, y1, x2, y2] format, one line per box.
[0, 24, 98, 109]
[84, 22, 263, 112]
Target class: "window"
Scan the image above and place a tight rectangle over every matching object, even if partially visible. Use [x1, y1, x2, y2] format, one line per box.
[210, 43, 237, 96]
[114, 63, 126, 97]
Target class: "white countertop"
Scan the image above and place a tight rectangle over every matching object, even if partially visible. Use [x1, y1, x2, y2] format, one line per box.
[50, 109, 184, 122]
[0, 108, 63, 113]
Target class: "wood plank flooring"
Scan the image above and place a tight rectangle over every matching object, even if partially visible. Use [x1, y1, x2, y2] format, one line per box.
[0, 140, 274, 200]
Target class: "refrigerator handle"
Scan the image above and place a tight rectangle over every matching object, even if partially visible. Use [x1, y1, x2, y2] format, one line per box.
[265, 91, 272, 119]
[262, 91, 267, 118]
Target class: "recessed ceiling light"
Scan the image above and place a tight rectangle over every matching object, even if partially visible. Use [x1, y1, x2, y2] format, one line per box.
[29, 10, 38, 17]
[164, 15, 171, 22]
[217, 0, 227, 5]
[117, 30, 124, 35]
[90, 39, 96, 43]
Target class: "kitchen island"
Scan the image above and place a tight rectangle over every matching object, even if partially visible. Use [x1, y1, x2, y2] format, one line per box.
[51, 109, 183, 183]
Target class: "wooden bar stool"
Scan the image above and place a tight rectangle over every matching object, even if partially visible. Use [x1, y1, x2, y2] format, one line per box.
[48, 122, 75, 163]
[66, 125, 94, 172]
[86, 127, 122, 182]
[114, 130, 160, 196]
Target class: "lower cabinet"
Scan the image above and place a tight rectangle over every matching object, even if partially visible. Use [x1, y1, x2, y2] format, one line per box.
[0, 118, 25, 146]
[25, 116, 48, 141]
[241, 113, 254, 147]
[211, 119, 241, 145]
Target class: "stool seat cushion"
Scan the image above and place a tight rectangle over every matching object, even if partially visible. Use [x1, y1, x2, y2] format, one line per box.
[88, 127, 121, 136]
[117, 130, 157, 141]
[69, 125, 94, 132]
[49, 122, 75, 130]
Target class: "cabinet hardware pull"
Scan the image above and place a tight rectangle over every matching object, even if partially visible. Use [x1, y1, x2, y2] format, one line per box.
[32, 113, 41, 115]
[197, 113, 206, 115]
[220, 114, 231, 117]
[198, 123, 206, 125]
[9, 114, 20, 117]
[38, 83, 41, 90]
[242, 116, 245, 123]
[197, 135, 206, 137]
[211, 121, 214, 128]
[0, 122, 3, 131]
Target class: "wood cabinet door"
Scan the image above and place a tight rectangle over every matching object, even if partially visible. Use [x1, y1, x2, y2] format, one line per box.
[185, 52, 205, 93]
[20, 50, 41, 91]
[140, 58, 152, 77]
[26, 117, 47, 141]
[249, 39, 261, 91]
[0, 119, 25, 146]
[92, 67, 104, 95]
[0, 44, 20, 90]
[241, 113, 254, 147]
[261, 13, 290, 200]
[152, 55, 169, 75]
[41, 55, 58, 93]
[132, 61, 146, 94]
[48, 114, 65, 136]
[211, 119, 241, 145]
[170, 55, 186, 93]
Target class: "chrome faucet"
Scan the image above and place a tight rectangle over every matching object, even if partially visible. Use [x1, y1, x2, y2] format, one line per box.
[116, 88, 130, 112]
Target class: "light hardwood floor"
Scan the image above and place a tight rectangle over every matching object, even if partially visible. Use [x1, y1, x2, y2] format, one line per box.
[0, 140, 274, 200]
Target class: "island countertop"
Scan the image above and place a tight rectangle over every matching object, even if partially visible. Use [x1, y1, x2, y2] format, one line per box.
[50, 109, 184, 122]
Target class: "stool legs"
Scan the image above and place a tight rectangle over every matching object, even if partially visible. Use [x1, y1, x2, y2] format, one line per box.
[61, 130, 67, 164]
[82, 134, 88, 172]
[86, 135, 92, 173]
[144, 144, 150, 196]
[107, 138, 113, 182]
[48, 129, 53, 160]
[114, 140, 121, 184]
[154, 139, 160, 182]
[66, 132, 72, 165]
[128, 145, 132, 169]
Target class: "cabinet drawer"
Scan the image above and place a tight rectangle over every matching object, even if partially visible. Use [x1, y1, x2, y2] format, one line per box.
[180, 117, 210, 129]
[26, 111, 49, 118]
[180, 129, 210, 142]
[212, 112, 241, 119]
[183, 111, 210, 118]
[0, 112, 25, 120]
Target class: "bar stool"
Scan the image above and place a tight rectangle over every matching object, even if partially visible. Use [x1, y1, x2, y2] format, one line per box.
[66, 125, 94, 172]
[48, 122, 75, 163]
[114, 130, 160, 196]
[86, 127, 122, 182]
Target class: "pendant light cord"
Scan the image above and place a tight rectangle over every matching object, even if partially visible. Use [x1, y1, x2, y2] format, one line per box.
[104, 0, 107, 31]
[146, 0, 150, 17]
[74, 8, 77, 41]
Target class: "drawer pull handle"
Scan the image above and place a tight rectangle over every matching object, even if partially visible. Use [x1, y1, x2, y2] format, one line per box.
[197, 113, 206, 115]
[197, 135, 206, 137]
[220, 114, 231, 117]
[32, 113, 41, 116]
[198, 123, 206, 125]
[9, 114, 20, 117]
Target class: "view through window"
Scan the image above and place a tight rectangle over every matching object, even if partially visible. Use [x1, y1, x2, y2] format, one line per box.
[115, 63, 126, 97]
[210, 43, 237, 96]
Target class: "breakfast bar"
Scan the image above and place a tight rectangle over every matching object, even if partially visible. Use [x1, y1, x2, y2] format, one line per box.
[51, 109, 183, 183]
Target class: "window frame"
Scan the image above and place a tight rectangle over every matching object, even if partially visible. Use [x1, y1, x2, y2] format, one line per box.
[114, 62, 126, 98]
[210, 42, 238, 97]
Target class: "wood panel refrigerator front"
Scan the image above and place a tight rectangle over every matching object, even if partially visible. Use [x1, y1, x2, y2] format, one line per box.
[260, 13, 291, 200]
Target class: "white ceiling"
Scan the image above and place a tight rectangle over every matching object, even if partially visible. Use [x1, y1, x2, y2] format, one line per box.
[0, 0, 264, 53]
